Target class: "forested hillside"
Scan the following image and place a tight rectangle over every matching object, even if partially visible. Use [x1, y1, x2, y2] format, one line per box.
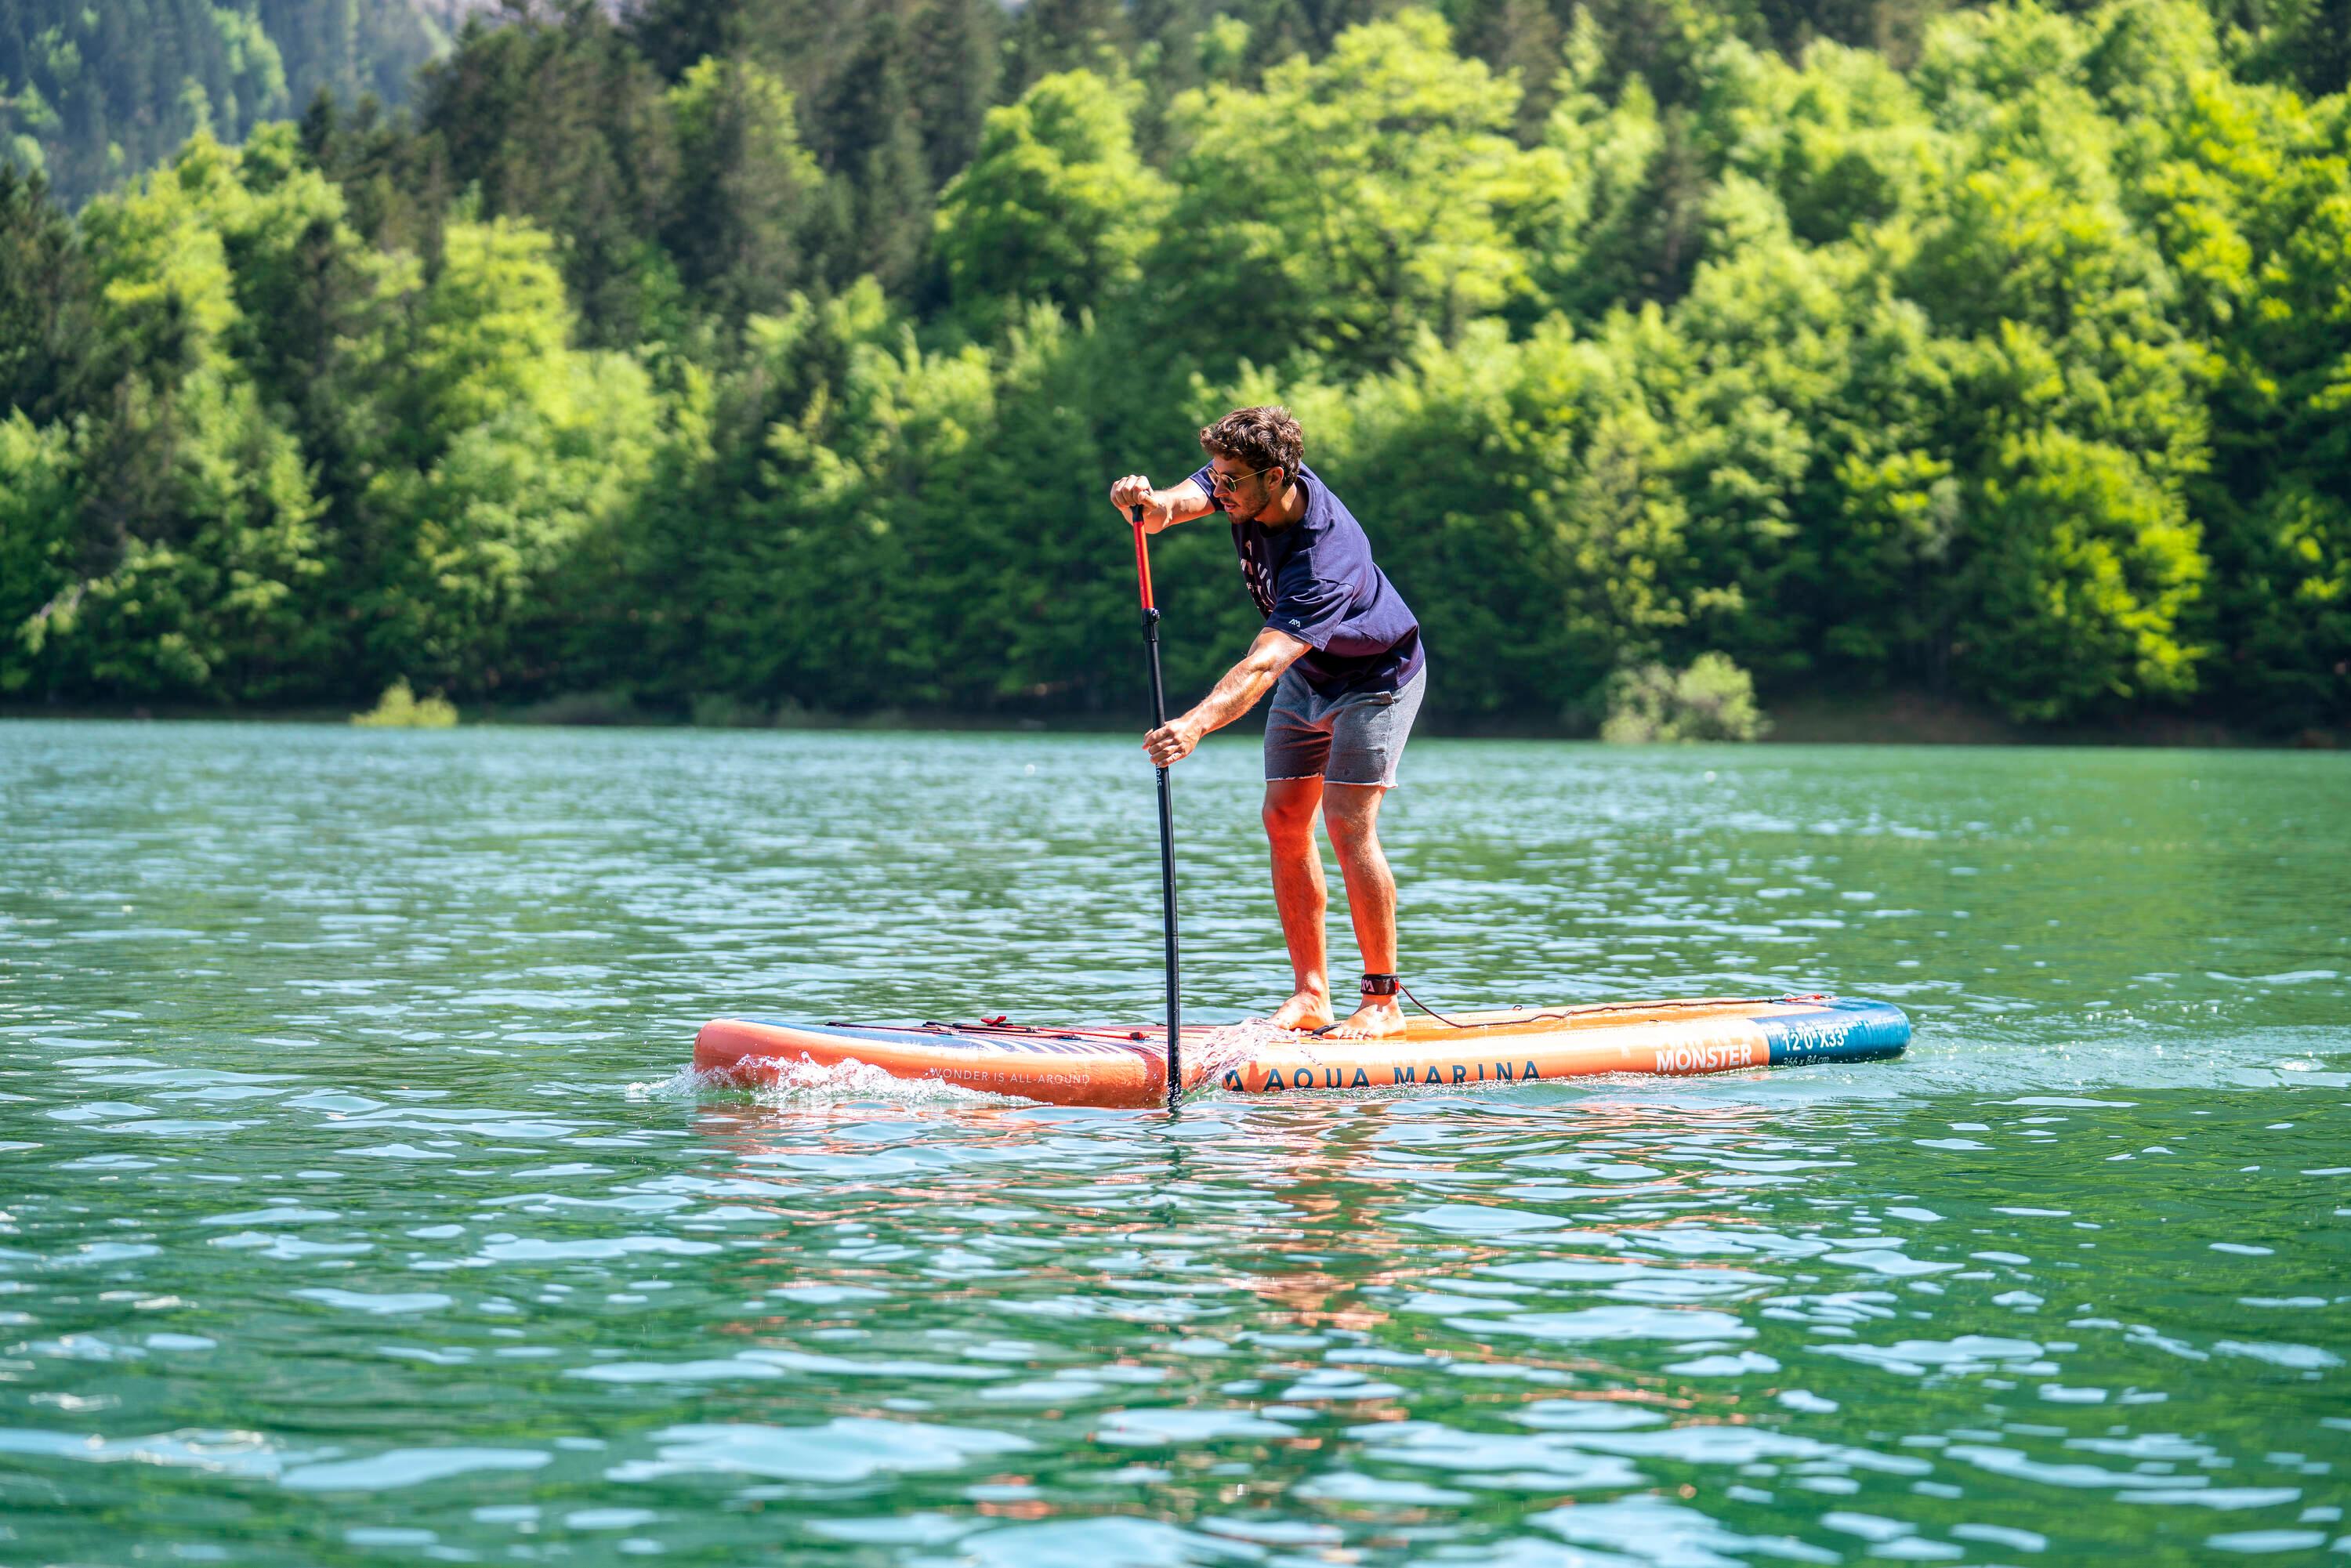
[0, 0, 458, 205]
[2, 0, 2346, 734]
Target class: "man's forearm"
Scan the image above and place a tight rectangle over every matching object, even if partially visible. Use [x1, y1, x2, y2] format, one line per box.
[1147, 480, 1215, 534]
[1183, 659, 1282, 737]
[1146, 629, 1310, 766]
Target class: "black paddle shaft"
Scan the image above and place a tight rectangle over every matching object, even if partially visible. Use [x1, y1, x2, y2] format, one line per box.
[1129, 504, 1183, 1108]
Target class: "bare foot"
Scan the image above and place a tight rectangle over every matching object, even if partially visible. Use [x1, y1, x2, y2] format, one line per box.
[1320, 998, 1406, 1040]
[1269, 990, 1335, 1031]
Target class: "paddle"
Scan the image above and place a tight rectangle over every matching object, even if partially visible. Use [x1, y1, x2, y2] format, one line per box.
[1129, 502, 1183, 1109]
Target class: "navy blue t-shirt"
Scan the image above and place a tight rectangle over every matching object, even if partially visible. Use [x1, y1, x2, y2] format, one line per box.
[1187, 461, 1424, 697]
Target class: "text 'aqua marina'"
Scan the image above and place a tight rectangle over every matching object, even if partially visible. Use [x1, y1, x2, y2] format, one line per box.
[1226, 1061, 1546, 1092]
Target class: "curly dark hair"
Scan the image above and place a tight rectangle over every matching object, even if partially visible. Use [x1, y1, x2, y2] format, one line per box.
[1199, 405, 1303, 477]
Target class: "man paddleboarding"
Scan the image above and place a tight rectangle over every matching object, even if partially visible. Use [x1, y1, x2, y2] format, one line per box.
[1111, 406, 1426, 1041]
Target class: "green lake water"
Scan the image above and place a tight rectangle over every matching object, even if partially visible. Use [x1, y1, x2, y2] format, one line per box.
[2, 720, 2346, 1566]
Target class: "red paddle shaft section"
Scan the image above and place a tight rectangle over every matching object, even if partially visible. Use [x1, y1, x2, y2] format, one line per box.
[1129, 498, 1179, 1106]
[1129, 505, 1155, 610]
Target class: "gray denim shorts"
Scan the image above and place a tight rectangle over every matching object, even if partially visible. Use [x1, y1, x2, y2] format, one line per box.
[1264, 665, 1426, 788]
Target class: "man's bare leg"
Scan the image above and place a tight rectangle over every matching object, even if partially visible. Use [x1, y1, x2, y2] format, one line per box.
[1320, 781, 1404, 1039]
[1262, 777, 1334, 1031]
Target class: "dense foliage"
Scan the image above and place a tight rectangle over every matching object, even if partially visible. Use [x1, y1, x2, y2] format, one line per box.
[2, 0, 2346, 733]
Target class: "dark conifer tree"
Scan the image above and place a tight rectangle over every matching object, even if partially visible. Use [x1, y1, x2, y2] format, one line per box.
[0, 5, 30, 100]
[0, 165, 96, 422]
[663, 56, 818, 323]
[2271, 0, 2349, 96]
[625, 0, 750, 81]
[810, 8, 933, 292]
[904, 0, 998, 190]
[1482, 0, 1566, 145]
[1234, 0, 1408, 62]
[1004, 0, 1130, 96]
[298, 89, 443, 259]
[1124, 0, 1215, 157]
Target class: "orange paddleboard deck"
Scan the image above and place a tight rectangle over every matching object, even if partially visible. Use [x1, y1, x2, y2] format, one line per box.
[694, 995, 1909, 1109]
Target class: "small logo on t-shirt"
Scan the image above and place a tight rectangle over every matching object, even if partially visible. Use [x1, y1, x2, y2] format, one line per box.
[1288, 617, 1301, 627]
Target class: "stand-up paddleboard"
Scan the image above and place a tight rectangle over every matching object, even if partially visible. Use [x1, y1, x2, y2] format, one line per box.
[694, 994, 1908, 1109]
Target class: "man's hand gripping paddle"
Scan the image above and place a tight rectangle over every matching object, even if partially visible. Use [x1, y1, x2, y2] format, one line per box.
[1131, 504, 1183, 1109]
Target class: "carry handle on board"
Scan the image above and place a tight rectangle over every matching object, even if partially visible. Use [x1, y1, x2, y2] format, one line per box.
[1131, 502, 1182, 1108]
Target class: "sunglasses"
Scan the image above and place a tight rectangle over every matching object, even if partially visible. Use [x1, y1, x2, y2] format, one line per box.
[1208, 465, 1280, 495]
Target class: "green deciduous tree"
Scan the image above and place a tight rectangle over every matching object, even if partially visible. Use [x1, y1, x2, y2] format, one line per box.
[357, 213, 668, 693]
[1149, 9, 1546, 374]
[0, 411, 81, 692]
[1960, 424, 2206, 719]
[933, 70, 1168, 335]
[25, 135, 329, 701]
